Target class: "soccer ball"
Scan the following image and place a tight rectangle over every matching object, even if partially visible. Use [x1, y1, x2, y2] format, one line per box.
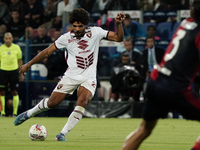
[29, 124, 48, 141]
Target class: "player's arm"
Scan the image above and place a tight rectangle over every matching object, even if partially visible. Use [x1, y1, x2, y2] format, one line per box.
[18, 59, 24, 81]
[107, 13, 125, 42]
[19, 43, 57, 75]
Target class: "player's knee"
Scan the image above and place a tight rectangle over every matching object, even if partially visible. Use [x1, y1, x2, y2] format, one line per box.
[77, 99, 90, 108]
[139, 126, 152, 137]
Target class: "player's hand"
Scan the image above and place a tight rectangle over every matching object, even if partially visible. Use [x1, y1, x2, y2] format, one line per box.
[115, 13, 126, 24]
[20, 74, 25, 81]
[19, 63, 31, 75]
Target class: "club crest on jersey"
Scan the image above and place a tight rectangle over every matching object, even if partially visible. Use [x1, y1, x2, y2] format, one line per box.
[57, 84, 63, 89]
[86, 32, 92, 38]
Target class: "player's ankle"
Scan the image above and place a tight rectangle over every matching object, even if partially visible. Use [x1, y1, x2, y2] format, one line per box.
[60, 133, 65, 136]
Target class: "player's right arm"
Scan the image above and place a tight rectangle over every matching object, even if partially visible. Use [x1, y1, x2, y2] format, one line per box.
[19, 43, 57, 75]
[106, 13, 125, 42]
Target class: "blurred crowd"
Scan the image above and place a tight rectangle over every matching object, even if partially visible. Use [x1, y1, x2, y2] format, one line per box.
[0, 0, 191, 42]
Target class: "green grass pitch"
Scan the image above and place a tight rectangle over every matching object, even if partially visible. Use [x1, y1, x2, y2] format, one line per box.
[0, 117, 199, 150]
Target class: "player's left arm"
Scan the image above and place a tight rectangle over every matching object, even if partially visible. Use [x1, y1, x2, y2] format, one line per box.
[106, 13, 125, 42]
[19, 44, 57, 75]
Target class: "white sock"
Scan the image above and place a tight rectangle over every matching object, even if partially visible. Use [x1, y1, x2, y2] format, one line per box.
[60, 106, 85, 136]
[27, 98, 50, 117]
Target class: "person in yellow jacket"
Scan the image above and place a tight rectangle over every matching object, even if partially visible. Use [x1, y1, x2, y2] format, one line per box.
[0, 32, 24, 117]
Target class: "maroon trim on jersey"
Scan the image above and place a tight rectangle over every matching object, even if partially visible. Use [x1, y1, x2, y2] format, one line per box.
[195, 32, 200, 49]
[53, 42, 58, 49]
[183, 89, 200, 111]
[105, 31, 110, 39]
[65, 51, 68, 62]
[65, 67, 70, 73]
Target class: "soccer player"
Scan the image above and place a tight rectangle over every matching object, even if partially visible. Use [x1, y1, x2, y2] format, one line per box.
[14, 8, 125, 141]
[0, 32, 24, 117]
[121, 0, 200, 150]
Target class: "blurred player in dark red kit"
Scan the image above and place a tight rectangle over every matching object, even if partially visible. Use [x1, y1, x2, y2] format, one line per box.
[121, 0, 200, 150]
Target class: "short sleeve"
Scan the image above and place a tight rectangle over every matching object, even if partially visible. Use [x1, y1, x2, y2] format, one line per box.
[54, 34, 67, 49]
[17, 45, 22, 59]
[95, 27, 109, 40]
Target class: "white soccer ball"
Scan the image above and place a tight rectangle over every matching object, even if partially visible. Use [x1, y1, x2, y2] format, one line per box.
[29, 124, 48, 141]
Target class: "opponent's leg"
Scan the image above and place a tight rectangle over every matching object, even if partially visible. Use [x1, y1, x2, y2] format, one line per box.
[14, 92, 66, 125]
[55, 86, 93, 141]
[121, 119, 158, 150]
[191, 135, 200, 150]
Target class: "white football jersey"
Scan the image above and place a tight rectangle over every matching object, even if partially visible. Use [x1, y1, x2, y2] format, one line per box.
[54, 27, 108, 79]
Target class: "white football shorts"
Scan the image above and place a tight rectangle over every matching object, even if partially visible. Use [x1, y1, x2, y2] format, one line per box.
[53, 76, 97, 96]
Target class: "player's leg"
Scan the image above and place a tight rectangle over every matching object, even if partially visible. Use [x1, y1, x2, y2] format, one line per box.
[121, 119, 158, 150]
[14, 75, 77, 125]
[55, 86, 93, 141]
[191, 135, 200, 150]
[14, 91, 67, 125]
[12, 90, 19, 116]
[173, 89, 200, 150]
[28, 91, 68, 116]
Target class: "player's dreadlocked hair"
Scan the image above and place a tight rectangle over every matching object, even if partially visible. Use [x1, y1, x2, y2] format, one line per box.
[69, 8, 89, 25]
[192, 0, 200, 21]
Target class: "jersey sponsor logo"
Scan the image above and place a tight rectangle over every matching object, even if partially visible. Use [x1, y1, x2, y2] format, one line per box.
[57, 84, 63, 89]
[68, 39, 79, 43]
[78, 50, 91, 54]
[77, 40, 89, 50]
[76, 52, 94, 69]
